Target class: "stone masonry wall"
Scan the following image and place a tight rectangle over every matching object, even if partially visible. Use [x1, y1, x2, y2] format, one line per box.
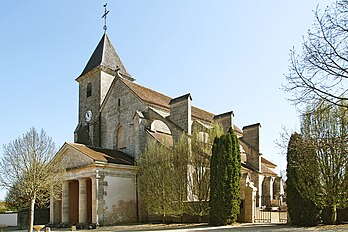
[169, 97, 192, 134]
[99, 169, 137, 225]
[213, 112, 234, 133]
[100, 79, 147, 157]
[78, 70, 101, 127]
[77, 69, 116, 146]
[242, 123, 261, 152]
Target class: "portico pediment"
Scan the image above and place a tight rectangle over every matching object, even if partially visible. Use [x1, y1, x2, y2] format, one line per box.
[55, 143, 95, 169]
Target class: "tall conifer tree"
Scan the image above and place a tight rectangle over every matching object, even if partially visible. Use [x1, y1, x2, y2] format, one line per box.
[286, 132, 319, 226]
[209, 128, 241, 225]
[226, 127, 241, 223]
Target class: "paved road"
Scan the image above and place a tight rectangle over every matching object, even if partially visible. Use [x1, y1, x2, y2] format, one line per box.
[7, 223, 348, 232]
[135, 224, 348, 232]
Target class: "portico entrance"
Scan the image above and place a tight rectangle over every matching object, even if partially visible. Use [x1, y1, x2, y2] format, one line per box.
[51, 178, 94, 226]
[69, 180, 79, 224]
[69, 178, 93, 225]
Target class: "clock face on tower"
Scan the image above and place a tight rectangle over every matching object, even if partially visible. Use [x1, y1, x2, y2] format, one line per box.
[85, 110, 92, 123]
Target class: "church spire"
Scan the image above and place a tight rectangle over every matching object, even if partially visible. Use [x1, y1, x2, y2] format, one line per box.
[76, 4, 133, 81]
[77, 33, 133, 81]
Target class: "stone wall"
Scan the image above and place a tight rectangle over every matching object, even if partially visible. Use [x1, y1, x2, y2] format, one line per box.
[169, 94, 192, 134]
[242, 123, 261, 152]
[101, 79, 147, 157]
[78, 70, 101, 127]
[213, 111, 234, 133]
[99, 169, 137, 225]
[76, 69, 116, 146]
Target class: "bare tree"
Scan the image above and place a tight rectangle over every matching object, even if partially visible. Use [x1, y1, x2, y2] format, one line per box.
[137, 141, 177, 222]
[284, 1, 348, 109]
[0, 128, 65, 232]
[187, 124, 224, 220]
[137, 124, 224, 222]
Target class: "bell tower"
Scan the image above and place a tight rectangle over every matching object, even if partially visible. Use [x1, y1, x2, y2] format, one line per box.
[74, 33, 133, 146]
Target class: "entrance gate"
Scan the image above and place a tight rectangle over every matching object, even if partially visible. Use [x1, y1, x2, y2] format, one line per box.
[254, 208, 271, 223]
[254, 195, 287, 223]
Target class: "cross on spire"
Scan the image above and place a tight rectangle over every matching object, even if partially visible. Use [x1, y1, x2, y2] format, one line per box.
[102, 3, 110, 32]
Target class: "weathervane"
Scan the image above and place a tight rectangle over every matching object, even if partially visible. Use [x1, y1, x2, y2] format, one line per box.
[102, 3, 110, 32]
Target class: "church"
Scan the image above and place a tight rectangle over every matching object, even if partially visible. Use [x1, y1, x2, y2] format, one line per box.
[49, 32, 284, 226]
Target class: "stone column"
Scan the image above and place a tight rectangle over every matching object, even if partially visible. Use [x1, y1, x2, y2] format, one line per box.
[49, 192, 54, 224]
[244, 182, 257, 223]
[91, 176, 99, 225]
[61, 181, 69, 224]
[79, 178, 87, 224]
[269, 177, 275, 202]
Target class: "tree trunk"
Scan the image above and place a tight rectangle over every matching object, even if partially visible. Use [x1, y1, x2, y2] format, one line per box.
[28, 197, 35, 232]
[331, 205, 337, 225]
[162, 213, 166, 223]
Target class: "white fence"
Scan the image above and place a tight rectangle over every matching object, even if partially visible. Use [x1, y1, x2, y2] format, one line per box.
[0, 212, 17, 226]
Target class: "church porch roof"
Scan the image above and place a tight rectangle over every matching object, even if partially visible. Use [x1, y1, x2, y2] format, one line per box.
[68, 142, 134, 165]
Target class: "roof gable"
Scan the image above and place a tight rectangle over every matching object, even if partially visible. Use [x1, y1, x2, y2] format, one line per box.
[55, 143, 134, 170]
[56, 143, 95, 169]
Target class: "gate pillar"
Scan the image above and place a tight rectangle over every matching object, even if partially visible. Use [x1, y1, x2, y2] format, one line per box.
[244, 182, 257, 223]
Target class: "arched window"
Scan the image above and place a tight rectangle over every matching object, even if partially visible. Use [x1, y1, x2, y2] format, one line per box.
[87, 83, 92, 97]
[116, 126, 126, 150]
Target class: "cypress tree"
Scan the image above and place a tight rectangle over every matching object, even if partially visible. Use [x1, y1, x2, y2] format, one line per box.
[209, 128, 241, 225]
[226, 127, 241, 223]
[209, 135, 225, 225]
[286, 133, 319, 226]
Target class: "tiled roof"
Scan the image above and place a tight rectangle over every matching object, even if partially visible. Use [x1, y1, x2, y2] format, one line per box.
[68, 143, 134, 165]
[78, 33, 131, 78]
[192, 106, 215, 122]
[261, 157, 277, 167]
[261, 163, 277, 176]
[234, 125, 243, 134]
[146, 130, 173, 147]
[121, 78, 216, 123]
[121, 78, 172, 109]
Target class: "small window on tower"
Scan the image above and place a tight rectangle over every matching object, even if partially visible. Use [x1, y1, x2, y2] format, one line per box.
[118, 98, 121, 106]
[87, 83, 92, 97]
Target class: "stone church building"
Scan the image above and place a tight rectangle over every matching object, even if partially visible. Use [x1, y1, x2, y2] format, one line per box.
[49, 32, 284, 226]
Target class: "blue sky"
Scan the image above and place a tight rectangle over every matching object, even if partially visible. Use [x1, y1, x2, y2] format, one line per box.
[0, 0, 334, 199]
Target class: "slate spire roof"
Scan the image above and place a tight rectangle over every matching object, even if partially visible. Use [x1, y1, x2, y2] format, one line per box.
[78, 32, 132, 79]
